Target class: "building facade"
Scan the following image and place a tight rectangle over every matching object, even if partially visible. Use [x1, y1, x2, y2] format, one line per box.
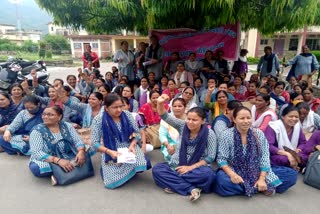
[47, 22, 88, 36]
[68, 34, 149, 59]
[0, 24, 41, 44]
[242, 26, 319, 59]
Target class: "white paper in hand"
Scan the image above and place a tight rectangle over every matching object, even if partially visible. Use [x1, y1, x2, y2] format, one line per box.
[117, 148, 136, 164]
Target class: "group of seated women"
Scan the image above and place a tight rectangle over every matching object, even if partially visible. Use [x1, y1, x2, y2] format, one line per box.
[0, 62, 320, 202]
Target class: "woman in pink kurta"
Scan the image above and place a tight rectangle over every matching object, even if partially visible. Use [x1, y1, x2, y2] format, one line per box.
[162, 79, 179, 102]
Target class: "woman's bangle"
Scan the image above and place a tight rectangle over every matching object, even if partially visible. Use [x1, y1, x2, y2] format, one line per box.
[56, 158, 61, 164]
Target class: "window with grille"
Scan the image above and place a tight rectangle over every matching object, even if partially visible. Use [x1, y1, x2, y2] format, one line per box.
[306, 39, 320, 50]
[260, 39, 268, 45]
[289, 39, 299, 51]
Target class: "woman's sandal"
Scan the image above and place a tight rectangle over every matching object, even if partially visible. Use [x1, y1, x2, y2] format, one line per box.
[189, 188, 201, 202]
[164, 188, 175, 194]
[262, 189, 276, 196]
[51, 175, 57, 186]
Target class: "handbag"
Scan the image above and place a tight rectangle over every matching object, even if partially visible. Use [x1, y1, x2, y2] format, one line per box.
[303, 150, 320, 189]
[47, 139, 94, 186]
[145, 124, 161, 149]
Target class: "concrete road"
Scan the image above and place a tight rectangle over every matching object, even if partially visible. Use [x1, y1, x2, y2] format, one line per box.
[47, 63, 259, 81]
[47, 62, 117, 83]
[0, 150, 319, 214]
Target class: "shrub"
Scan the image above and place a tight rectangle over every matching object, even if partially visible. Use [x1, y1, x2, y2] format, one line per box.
[311, 51, 320, 62]
[46, 50, 53, 59]
[247, 56, 260, 64]
[21, 40, 39, 53]
[43, 34, 70, 55]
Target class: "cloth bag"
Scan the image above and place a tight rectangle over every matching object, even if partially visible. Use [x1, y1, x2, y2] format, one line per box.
[303, 150, 320, 189]
[77, 128, 91, 145]
[46, 139, 94, 185]
[145, 124, 161, 149]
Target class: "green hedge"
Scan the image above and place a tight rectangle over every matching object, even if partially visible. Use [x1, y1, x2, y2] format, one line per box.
[311, 51, 320, 62]
[247, 56, 260, 65]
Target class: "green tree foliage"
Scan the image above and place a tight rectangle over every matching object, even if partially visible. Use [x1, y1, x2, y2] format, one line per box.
[0, 39, 20, 51]
[43, 34, 70, 54]
[36, 0, 320, 34]
[46, 49, 53, 59]
[39, 41, 46, 58]
[21, 40, 39, 53]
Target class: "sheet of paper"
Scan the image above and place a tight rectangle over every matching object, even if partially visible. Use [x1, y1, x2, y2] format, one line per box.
[117, 148, 136, 164]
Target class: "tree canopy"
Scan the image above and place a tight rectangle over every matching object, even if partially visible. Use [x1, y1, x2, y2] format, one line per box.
[36, 0, 320, 35]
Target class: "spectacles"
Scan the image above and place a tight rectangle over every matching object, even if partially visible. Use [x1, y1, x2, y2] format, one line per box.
[109, 105, 125, 110]
[42, 113, 57, 117]
[183, 91, 193, 96]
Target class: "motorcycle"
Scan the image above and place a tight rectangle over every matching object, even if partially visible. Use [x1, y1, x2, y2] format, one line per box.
[0, 57, 47, 74]
[0, 62, 50, 92]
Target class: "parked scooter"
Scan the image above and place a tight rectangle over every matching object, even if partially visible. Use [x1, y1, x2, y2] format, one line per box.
[0, 62, 50, 92]
[0, 57, 47, 74]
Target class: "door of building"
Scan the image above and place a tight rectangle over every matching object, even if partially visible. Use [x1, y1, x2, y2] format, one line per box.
[274, 39, 285, 57]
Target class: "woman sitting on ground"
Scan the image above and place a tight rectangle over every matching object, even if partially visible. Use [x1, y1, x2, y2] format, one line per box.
[138, 90, 169, 148]
[98, 84, 110, 101]
[270, 81, 288, 111]
[211, 100, 242, 136]
[134, 77, 149, 107]
[9, 83, 25, 112]
[153, 94, 217, 202]
[0, 95, 43, 155]
[59, 91, 104, 128]
[29, 106, 87, 185]
[205, 89, 228, 121]
[161, 79, 180, 102]
[90, 94, 151, 189]
[303, 87, 320, 113]
[265, 105, 309, 170]
[214, 106, 298, 197]
[251, 94, 277, 132]
[0, 91, 21, 134]
[121, 97, 152, 154]
[296, 102, 320, 139]
[300, 130, 320, 157]
[122, 86, 139, 112]
[22, 84, 79, 124]
[159, 98, 187, 162]
[174, 86, 198, 113]
[171, 62, 193, 88]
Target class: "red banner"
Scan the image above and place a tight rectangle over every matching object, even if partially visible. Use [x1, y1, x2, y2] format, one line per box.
[150, 23, 240, 63]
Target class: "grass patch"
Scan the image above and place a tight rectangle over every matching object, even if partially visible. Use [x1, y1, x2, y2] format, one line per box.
[0, 52, 72, 62]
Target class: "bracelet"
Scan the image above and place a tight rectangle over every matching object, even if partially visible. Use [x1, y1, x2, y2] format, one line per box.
[56, 158, 61, 164]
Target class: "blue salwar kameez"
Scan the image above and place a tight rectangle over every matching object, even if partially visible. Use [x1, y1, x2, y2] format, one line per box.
[152, 113, 217, 195]
[28, 122, 85, 177]
[91, 110, 150, 189]
[213, 127, 297, 197]
[0, 109, 43, 155]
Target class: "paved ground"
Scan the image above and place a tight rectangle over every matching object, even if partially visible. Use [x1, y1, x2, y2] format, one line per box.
[1, 63, 319, 214]
[1, 150, 319, 214]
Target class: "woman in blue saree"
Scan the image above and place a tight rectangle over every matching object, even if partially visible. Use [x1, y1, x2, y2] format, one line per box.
[0, 95, 44, 155]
